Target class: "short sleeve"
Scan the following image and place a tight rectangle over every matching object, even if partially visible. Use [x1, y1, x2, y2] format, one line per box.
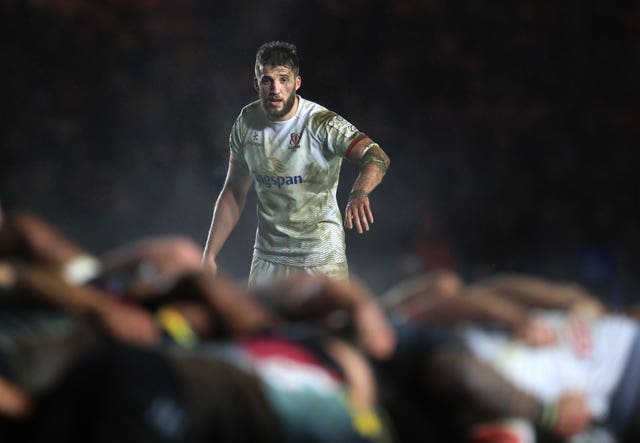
[229, 115, 247, 166]
[324, 113, 366, 158]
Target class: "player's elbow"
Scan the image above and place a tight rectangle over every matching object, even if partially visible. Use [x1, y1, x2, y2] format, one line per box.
[360, 146, 390, 175]
[380, 149, 390, 170]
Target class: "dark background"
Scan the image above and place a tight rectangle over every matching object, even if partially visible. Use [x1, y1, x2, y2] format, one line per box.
[2, 0, 639, 305]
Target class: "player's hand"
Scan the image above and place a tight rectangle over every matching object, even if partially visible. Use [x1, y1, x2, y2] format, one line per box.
[0, 376, 32, 418]
[551, 392, 591, 439]
[0, 262, 17, 289]
[344, 193, 373, 234]
[516, 317, 557, 347]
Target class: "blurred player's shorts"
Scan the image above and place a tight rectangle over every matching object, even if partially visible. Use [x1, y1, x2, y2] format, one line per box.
[248, 256, 348, 287]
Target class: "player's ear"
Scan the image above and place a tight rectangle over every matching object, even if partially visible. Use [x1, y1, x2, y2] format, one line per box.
[254, 77, 259, 92]
[295, 75, 302, 91]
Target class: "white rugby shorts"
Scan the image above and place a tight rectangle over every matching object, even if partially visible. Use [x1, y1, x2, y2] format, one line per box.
[248, 256, 348, 288]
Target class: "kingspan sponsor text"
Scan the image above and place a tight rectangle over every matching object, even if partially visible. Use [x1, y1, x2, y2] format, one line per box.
[254, 173, 304, 188]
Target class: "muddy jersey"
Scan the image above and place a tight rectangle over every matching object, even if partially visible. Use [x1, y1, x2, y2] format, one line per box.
[461, 311, 638, 419]
[229, 96, 365, 267]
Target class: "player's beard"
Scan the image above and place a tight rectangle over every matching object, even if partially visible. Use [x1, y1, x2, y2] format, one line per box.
[261, 93, 297, 120]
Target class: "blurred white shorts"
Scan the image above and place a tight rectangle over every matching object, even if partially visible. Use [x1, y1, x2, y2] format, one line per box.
[247, 256, 349, 288]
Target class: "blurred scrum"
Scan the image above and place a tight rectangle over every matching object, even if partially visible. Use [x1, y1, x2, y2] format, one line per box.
[2, 1, 639, 299]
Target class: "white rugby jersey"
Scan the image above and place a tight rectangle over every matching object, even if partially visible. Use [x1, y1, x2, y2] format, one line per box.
[461, 311, 638, 419]
[229, 96, 366, 267]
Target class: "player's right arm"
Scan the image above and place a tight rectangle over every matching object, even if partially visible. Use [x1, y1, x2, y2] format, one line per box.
[202, 160, 253, 275]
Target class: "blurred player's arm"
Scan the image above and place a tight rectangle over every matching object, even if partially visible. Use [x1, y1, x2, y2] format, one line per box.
[344, 137, 390, 234]
[403, 290, 530, 333]
[384, 276, 561, 346]
[1, 262, 106, 314]
[1, 263, 159, 345]
[0, 211, 87, 267]
[255, 273, 396, 360]
[467, 274, 606, 317]
[174, 271, 277, 339]
[438, 349, 591, 440]
[202, 160, 253, 275]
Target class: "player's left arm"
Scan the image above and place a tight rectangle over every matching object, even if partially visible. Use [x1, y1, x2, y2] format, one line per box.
[344, 136, 390, 234]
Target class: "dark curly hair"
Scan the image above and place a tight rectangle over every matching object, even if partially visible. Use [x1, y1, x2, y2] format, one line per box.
[255, 41, 300, 76]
